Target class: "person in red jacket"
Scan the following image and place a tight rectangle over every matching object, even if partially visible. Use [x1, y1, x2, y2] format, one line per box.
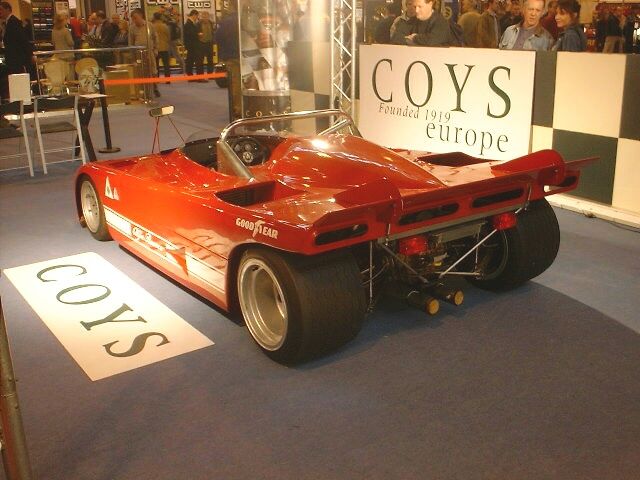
[69, 9, 83, 48]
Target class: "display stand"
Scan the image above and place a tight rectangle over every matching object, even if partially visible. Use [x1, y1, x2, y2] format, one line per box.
[96, 80, 121, 154]
[31, 0, 54, 42]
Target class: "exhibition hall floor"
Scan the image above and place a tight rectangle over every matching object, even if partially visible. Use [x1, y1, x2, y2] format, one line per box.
[1, 84, 640, 479]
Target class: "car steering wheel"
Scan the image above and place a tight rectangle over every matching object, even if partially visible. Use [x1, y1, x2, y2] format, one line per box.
[228, 136, 269, 166]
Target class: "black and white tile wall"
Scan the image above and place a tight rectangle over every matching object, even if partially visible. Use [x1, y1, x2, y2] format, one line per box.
[531, 52, 638, 213]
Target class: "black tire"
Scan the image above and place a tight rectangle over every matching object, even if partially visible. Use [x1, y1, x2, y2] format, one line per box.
[78, 176, 112, 241]
[237, 247, 366, 364]
[467, 199, 560, 291]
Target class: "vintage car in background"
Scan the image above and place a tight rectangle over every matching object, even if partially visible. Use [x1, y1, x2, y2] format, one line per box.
[75, 109, 595, 363]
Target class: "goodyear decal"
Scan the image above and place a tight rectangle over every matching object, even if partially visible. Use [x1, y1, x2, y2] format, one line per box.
[235, 218, 279, 239]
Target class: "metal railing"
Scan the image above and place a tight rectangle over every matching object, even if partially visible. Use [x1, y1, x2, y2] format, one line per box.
[0, 293, 33, 480]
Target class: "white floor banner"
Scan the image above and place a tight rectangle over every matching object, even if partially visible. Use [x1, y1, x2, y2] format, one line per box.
[4, 252, 214, 381]
[359, 45, 536, 160]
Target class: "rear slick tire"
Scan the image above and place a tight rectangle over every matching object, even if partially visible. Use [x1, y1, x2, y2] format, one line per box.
[237, 247, 366, 364]
[468, 198, 560, 291]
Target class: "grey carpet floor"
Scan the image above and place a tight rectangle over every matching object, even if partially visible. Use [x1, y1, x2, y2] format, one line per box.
[1, 84, 639, 479]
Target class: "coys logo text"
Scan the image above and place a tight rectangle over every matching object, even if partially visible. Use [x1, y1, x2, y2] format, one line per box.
[358, 45, 535, 160]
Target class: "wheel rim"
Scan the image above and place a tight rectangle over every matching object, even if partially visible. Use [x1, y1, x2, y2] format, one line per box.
[478, 230, 509, 280]
[80, 181, 101, 234]
[238, 258, 288, 351]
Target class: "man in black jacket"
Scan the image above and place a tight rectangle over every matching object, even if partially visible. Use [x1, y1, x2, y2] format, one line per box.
[1, 1, 33, 99]
[0, 1, 32, 74]
[374, 3, 401, 43]
[603, 6, 624, 53]
[405, 0, 451, 46]
[184, 9, 204, 79]
[391, 0, 418, 44]
[94, 11, 117, 46]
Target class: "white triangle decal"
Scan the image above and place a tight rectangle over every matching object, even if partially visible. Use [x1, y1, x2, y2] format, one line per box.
[113, 188, 119, 201]
[105, 177, 113, 199]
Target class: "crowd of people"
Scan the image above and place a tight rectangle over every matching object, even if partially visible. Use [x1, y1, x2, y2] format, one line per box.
[376, 0, 638, 53]
[56, 5, 187, 87]
[2, 0, 637, 101]
[0, 2, 239, 99]
[594, 5, 637, 53]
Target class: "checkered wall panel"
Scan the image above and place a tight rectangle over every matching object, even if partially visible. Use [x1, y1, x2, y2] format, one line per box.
[532, 52, 556, 128]
[289, 41, 331, 110]
[553, 53, 625, 138]
[532, 51, 640, 213]
[612, 139, 640, 213]
[620, 55, 640, 141]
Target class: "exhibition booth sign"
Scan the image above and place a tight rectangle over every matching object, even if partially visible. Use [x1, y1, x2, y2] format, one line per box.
[4, 252, 213, 381]
[359, 45, 536, 161]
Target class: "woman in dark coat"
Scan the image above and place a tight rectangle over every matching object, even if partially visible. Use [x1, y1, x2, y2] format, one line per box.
[553, 0, 587, 51]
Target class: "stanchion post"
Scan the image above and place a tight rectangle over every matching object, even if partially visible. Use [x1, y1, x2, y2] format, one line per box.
[226, 66, 234, 122]
[0, 295, 33, 480]
[97, 79, 121, 154]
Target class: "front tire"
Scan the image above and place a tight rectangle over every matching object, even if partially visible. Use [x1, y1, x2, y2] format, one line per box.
[79, 176, 111, 241]
[468, 199, 560, 291]
[237, 248, 366, 364]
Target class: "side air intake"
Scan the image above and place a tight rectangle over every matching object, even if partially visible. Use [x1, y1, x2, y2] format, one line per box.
[315, 224, 368, 246]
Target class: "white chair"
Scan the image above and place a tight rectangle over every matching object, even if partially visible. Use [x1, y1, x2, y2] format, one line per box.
[33, 95, 87, 174]
[75, 57, 99, 76]
[43, 58, 70, 96]
[0, 100, 35, 177]
[75, 58, 100, 94]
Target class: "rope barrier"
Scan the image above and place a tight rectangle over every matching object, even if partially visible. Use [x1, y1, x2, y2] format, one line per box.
[103, 72, 227, 86]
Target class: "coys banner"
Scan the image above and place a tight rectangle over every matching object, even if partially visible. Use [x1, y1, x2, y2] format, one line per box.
[359, 45, 536, 161]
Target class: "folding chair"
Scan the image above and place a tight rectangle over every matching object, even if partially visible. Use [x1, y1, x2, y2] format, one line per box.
[75, 58, 100, 94]
[43, 58, 71, 96]
[0, 100, 35, 177]
[33, 95, 87, 175]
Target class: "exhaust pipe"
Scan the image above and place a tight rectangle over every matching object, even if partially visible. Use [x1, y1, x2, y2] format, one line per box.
[432, 286, 464, 306]
[406, 290, 440, 316]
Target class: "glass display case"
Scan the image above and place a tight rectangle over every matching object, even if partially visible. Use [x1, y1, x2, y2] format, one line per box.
[239, 0, 294, 119]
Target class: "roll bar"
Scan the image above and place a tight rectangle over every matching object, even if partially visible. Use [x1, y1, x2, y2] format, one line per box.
[218, 109, 359, 143]
[217, 109, 360, 180]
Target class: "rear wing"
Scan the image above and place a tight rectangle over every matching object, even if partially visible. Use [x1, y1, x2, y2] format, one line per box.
[311, 150, 597, 243]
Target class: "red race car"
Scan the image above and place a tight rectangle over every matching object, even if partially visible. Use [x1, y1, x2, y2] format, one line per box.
[75, 109, 595, 363]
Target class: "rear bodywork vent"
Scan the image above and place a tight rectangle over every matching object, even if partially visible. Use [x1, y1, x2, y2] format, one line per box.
[315, 224, 368, 246]
[399, 203, 459, 226]
[216, 181, 303, 206]
[472, 188, 524, 208]
[217, 188, 257, 206]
